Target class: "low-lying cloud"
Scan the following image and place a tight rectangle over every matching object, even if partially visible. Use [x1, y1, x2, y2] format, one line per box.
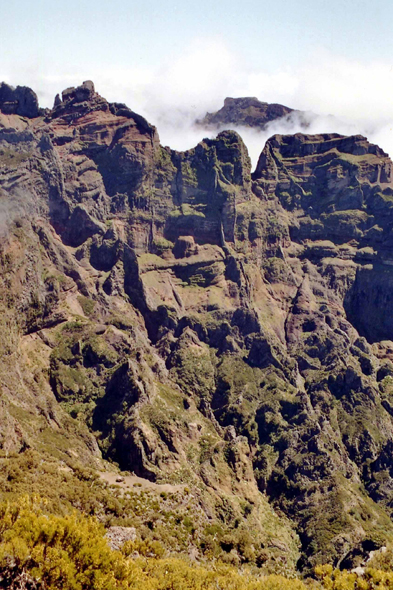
[1, 39, 393, 169]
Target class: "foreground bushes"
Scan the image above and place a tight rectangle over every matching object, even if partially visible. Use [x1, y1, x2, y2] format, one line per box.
[1, 497, 393, 590]
[315, 564, 393, 589]
[0, 496, 307, 589]
[0, 496, 140, 589]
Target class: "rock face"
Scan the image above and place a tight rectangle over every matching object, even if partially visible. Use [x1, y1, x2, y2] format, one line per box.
[0, 82, 40, 118]
[3, 82, 393, 573]
[197, 96, 304, 130]
[253, 133, 393, 342]
[61, 80, 96, 103]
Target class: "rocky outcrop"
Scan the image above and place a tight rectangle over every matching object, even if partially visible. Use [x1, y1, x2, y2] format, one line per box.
[61, 80, 96, 103]
[253, 132, 393, 342]
[0, 82, 40, 118]
[3, 82, 393, 573]
[197, 96, 305, 130]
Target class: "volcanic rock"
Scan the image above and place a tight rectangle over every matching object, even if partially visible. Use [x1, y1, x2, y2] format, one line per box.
[0, 82, 40, 118]
[2, 81, 393, 574]
[197, 96, 302, 130]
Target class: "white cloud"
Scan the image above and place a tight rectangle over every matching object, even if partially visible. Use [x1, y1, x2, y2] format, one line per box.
[2, 40, 393, 165]
[133, 44, 393, 164]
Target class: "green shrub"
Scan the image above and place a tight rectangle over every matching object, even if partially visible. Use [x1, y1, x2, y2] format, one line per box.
[0, 496, 139, 589]
[2, 496, 393, 590]
[77, 296, 96, 317]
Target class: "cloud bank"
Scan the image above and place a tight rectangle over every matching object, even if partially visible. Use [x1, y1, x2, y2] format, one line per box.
[1, 39, 393, 168]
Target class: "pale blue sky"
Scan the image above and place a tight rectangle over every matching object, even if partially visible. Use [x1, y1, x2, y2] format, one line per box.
[2, 0, 393, 163]
[3, 0, 392, 75]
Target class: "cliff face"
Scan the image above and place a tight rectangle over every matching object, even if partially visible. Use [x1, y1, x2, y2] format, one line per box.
[2, 81, 393, 573]
[253, 132, 393, 342]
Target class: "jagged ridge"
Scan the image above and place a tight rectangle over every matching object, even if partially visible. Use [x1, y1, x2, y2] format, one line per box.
[1, 81, 393, 573]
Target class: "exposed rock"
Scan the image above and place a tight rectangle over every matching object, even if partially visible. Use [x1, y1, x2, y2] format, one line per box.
[105, 526, 137, 550]
[61, 80, 95, 103]
[0, 82, 40, 118]
[173, 235, 198, 258]
[197, 96, 309, 130]
[63, 205, 106, 247]
[3, 82, 393, 573]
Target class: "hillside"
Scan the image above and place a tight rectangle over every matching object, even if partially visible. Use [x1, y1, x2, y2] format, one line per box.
[1, 81, 393, 576]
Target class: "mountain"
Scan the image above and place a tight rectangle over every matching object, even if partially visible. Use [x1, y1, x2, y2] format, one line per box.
[196, 96, 310, 130]
[1, 81, 393, 574]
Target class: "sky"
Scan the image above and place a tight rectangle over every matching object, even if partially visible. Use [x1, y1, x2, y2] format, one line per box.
[1, 0, 393, 167]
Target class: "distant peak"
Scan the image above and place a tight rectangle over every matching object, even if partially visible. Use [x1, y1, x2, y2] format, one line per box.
[223, 96, 262, 106]
[196, 96, 295, 130]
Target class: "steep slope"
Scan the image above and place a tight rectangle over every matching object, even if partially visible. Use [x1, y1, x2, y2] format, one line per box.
[1, 81, 393, 573]
[0, 81, 299, 574]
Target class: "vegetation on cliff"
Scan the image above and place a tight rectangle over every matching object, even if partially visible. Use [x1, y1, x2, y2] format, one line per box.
[2, 81, 393, 583]
[1, 497, 393, 590]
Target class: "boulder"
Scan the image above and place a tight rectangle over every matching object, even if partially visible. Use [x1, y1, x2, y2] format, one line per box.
[61, 80, 95, 103]
[0, 82, 40, 118]
[173, 235, 198, 258]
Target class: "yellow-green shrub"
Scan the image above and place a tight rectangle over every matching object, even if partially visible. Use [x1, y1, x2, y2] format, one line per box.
[4, 496, 393, 590]
[0, 496, 146, 590]
[315, 563, 393, 590]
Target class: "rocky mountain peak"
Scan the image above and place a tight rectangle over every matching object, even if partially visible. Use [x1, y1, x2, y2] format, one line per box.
[223, 96, 267, 108]
[61, 80, 96, 103]
[0, 81, 40, 118]
[3, 83, 393, 573]
[197, 95, 296, 129]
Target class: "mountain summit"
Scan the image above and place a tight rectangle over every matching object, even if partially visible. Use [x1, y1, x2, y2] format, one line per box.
[197, 96, 308, 130]
[1, 81, 393, 573]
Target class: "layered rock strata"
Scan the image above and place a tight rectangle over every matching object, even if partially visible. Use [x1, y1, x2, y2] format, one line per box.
[1, 82, 393, 572]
